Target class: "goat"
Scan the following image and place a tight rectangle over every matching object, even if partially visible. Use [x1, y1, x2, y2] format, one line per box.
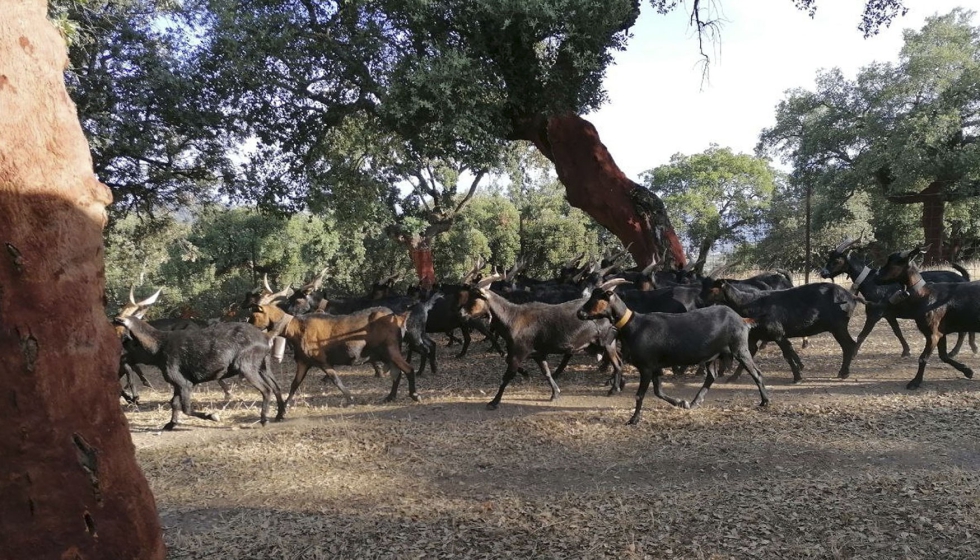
[457, 275, 623, 409]
[577, 278, 770, 425]
[115, 287, 234, 404]
[820, 237, 974, 357]
[247, 303, 418, 407]
[876, 245, 980, 389]
[705, 280, 861, 382]
[112, 315, 285, 430]
[404, 291, 444, 375]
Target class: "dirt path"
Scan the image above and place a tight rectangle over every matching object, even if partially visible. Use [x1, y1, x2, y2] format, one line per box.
[125, 321, 980, 559]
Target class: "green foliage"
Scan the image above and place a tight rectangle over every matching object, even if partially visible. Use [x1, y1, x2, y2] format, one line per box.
[51, 0, 232, 220]
[759, 9, 980, 256]
[641, 145, 777, 268]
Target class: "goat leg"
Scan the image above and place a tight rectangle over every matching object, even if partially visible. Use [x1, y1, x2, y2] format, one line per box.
[832, 328, 857, 379]
[487, 357, 521, 410]
[688, 363, 719, 409]
[883, 315, 911, 357]
[947, 332, 966, 358]
[908, 334, 938, 390]
[937, 334, 975, 380]
[322, 367, 354, 405]
[550, 353, 573, 379]
[534, 358, 560, 401]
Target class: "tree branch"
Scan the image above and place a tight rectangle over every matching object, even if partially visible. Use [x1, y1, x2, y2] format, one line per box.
[453, 169, 487, 214]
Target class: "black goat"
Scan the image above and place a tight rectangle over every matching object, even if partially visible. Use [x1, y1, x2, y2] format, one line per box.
[115, 287, 233, 404]
[876, 245, 980, 389]
[577, 278, 770, 425]
[820, 237, 974, 357]
[425, 283, 504, 357]
[404, 291, 444, 375]
[458, 276, 622, 409]
[113, 316, 285, 430]
[706, 280, 861, 382]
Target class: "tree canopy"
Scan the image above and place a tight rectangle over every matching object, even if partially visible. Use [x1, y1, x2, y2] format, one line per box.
[759, 8, 980, 263]
[642, 145, 779, 271]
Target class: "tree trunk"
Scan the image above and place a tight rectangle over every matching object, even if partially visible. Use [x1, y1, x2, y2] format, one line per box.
[694, 237, 715, 275]
[921, 196, 946, 265]
[886, 182, 947, 265]
[408, 240, 437, 290]
[513, 113, 686, 269]
[0, 3, 165, 559]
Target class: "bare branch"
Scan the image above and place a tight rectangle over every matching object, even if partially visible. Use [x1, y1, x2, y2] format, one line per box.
[453, 169, 487, 214]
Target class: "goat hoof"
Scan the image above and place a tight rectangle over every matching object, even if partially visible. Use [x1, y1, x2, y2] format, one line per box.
[382, 395, 396, 404]
[486, 402, 499, 411]
[679, 400, 691, 410]
[964, 369, 975, 379]
[410, 393, 421, 402]
[163, 422, 177, 431]
[837, 372, 851, 380]
[901, 351, 911, 358]
[906, 380, 921, 390]
[626, 417, 640, 426]
[792, 377, 804, 384]
[759, 400, 771, 408]
[208, 413, 220, 422]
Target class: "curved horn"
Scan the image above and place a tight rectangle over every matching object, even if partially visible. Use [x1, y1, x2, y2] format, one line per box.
[313, 266, 329, 289]
[476, 272, 505, 289]
[263, 273, 274, 294]
[834, 237, 857, 253]
[135, 288, 162, 308]
[598, 278, 631, 291]
[129, 284, 137, 305]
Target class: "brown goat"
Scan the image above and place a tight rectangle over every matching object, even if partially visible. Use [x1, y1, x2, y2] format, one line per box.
[248, 303, 418, 407]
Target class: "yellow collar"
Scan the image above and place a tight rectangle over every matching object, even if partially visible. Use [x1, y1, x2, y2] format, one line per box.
[614, 308, 633, 329]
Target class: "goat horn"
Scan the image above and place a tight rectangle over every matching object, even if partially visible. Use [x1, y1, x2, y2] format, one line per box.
[263, 273, 273, 294]
[476, 273, 504, 289]
[598, 278, 631, 291]
[129, 285, 137, 305]
[135, 288, 162, 308]
[834, 237, 856, 253]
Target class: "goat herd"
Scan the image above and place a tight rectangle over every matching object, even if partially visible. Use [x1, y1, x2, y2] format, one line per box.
[112, 239, 980, 431]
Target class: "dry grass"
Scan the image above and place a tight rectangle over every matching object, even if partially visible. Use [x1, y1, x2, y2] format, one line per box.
[125, 314, 980, 559]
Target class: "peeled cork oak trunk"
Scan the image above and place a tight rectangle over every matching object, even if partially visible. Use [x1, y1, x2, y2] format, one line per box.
[0, 1, 166, 558]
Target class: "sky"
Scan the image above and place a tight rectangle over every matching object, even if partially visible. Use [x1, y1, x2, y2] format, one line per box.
[588, 0, 973, 181]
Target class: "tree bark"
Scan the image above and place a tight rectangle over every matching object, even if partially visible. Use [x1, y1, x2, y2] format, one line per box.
[512, 113, 687, 269]
[885, 182, 946, 264]
[0, 2, 165, 558]
[921, 196, 946, 265]
[693, 236, 715, 275]
[408, 243, 436, 290]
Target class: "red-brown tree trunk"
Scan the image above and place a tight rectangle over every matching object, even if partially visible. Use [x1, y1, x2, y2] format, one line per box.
[0, 2, 165, 558]
[408, 241, 437, 290]
[514, 113, 686, 268]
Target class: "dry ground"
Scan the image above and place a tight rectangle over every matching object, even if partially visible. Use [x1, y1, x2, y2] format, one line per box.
[124, 312, 980, 559]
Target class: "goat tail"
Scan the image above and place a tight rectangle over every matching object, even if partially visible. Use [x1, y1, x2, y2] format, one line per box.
[261, 354, 283, 393]
[952, 262, 971, 281]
